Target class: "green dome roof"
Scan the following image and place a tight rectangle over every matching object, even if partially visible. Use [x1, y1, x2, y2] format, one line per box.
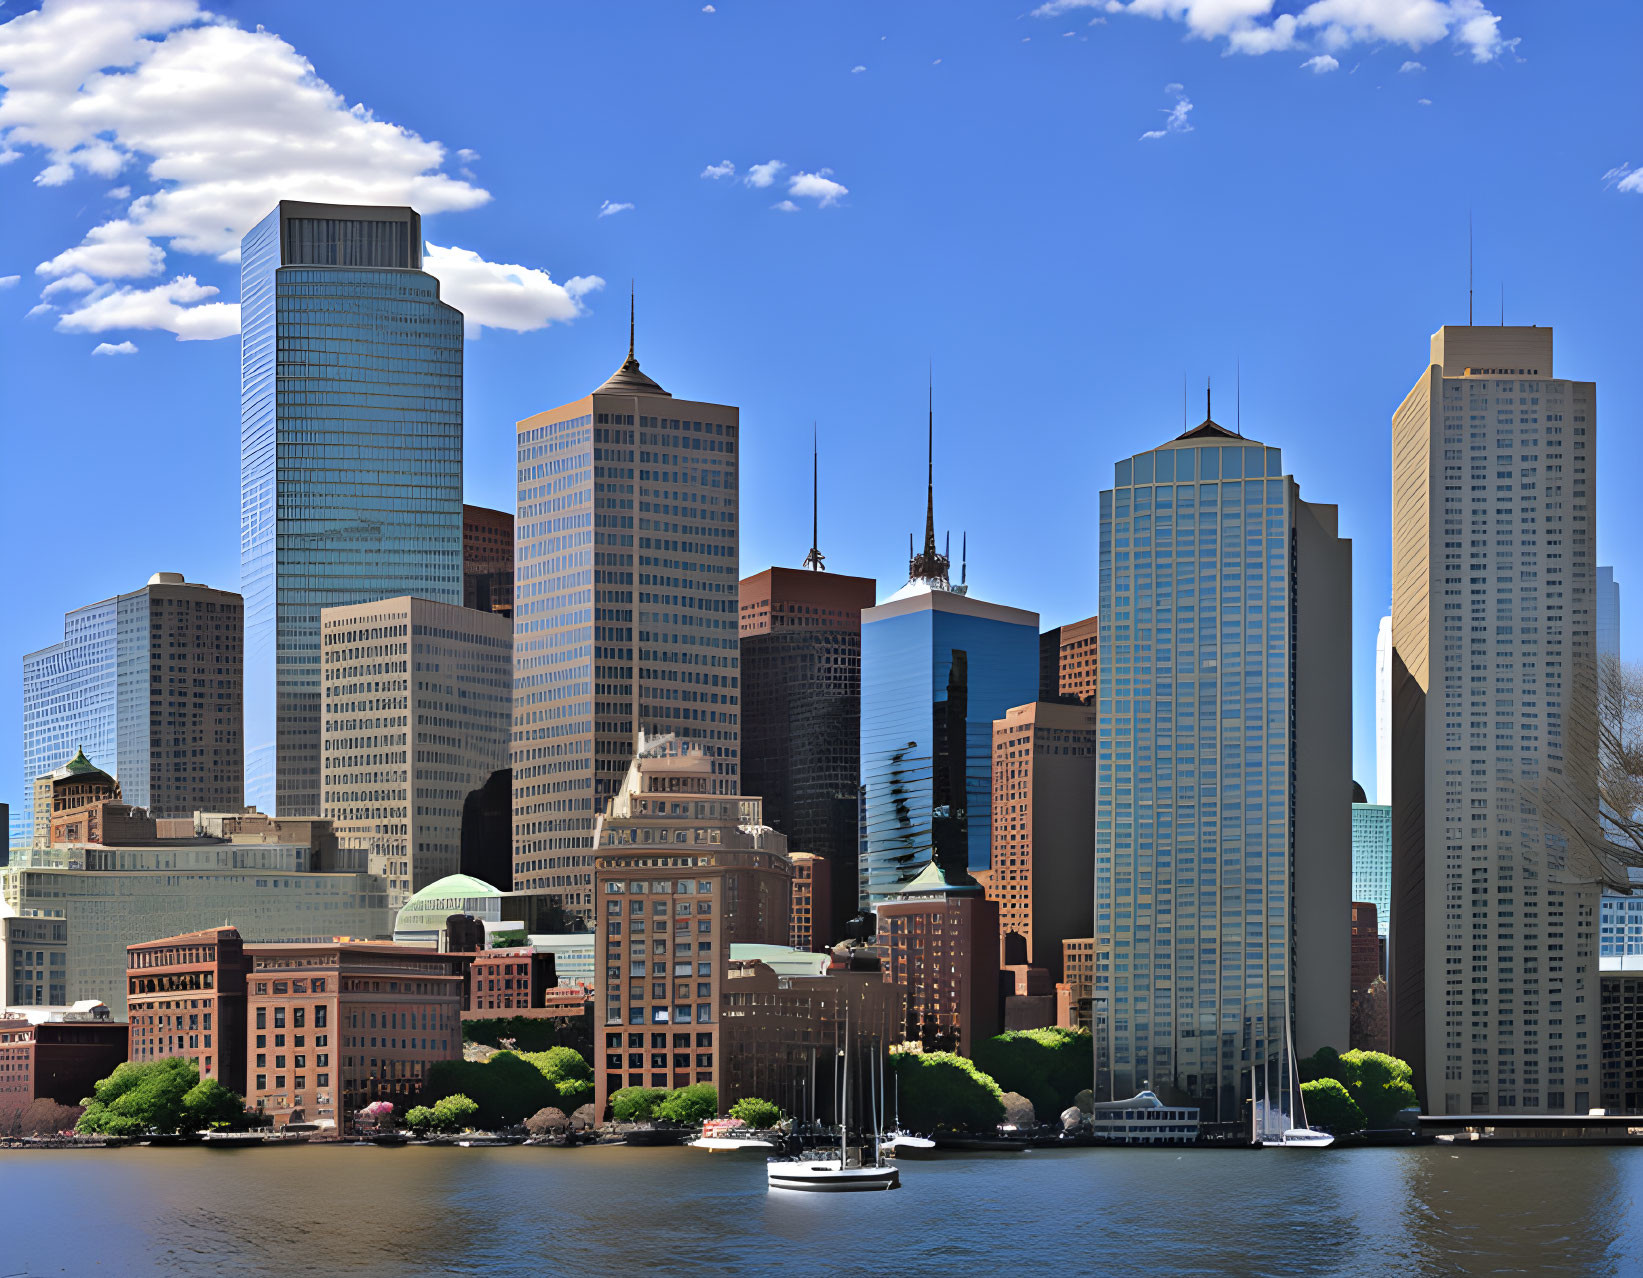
[402, 873, 503, 906]
[50, 747, 114, 782]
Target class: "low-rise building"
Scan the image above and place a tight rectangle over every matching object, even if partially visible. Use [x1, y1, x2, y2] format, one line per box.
[244, 942, 465, 1128]
[466, 946, 557, 1015]
[0, 1004, 128, 1117]
[126, 927, 250, 1096]
[36, 749, 120, 848]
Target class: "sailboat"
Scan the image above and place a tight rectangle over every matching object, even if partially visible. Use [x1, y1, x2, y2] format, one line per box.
[1254, 1019, 1334, 1149]
[767, 1004, 900, 1191]
[881, 1065, 936, 1158]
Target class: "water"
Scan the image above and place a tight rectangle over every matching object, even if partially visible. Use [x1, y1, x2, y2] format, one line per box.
[3, 1144, 1642, 1275]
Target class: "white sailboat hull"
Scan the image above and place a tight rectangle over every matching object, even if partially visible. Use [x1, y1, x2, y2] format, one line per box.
[766, 1160, 900, 1192]
[1262, 1128, 1336, 1148]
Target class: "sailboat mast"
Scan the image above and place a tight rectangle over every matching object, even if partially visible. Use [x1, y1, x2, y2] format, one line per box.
[840, 1001, 850, 1163]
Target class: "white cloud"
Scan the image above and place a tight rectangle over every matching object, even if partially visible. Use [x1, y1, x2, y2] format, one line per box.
[0, 274, 17, 289]
[1140, 89, 1194, 141]
[701, 160, 735, 179]
[92, 340, 138, 355]
[55, 274, 239, 340]
[1603, 163, 1643, 196]
[702, 4, 715, 10]
[771, 200, 800, 213]
[422, 242, 603, 337]
[1301, 53, 1338, 72]
[788, 169, 848, 207]
[744, 159, 785, 189]
[26, 302, 53, 318]
[932, 58, 942, 64]
[1053, 0, 1515, 62]
[598, 200, 634, 218]
[1400, 59, 1425, 72]
[1418, 96, 1432, 105]
[851, 64, 866, 72]
[40, 271, 96, 296]
[106, 183, 130, 198]
[0, 0, 594, 341]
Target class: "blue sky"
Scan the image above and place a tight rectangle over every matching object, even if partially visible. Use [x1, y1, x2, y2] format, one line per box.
[1, 0, 1640, 828]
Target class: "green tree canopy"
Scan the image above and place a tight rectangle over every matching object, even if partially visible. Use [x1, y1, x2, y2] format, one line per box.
[182, 1077, 246, 1130]
[518, 1045, 591, 1085]
[1300, 1078, 1365, 1133]
[656, 1083, 718, 1125]
[421, 1051, 555, 1127]
[404, 1105, 438, 1135]
[727, 1097, 783, 1128]
[609, 1086, 667, 1123]
[432, 1094, 479, 1132]
[77, 1057, 201, 1136]
[973, 1028, 1093, 1116]
[1298, 1047, 1417, 1129]
[891, 1051, 1005, 1134]
[464, 1014, 592, 1058]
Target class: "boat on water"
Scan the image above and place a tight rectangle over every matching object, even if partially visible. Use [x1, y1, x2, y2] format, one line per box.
[622, 1126, 685, 1147]
[200, 1130, 264, 1147]
[880, 1132, 937, 1159]
[1254, 1021, 1335, 1149]
[767, 1004, 899, 1192]
[456, 1134, 523, 1147]
[1087, 1092, 1201, 1146]
[690, 1135, 775, 1152]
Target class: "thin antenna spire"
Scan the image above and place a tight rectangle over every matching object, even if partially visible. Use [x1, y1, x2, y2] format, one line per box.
[628, 280, 635, 359]
[1468, 211, 1473, 325]
[1206, 375, 1212, 423]
[1500, 281, 1504, 326]
[1236, 358, 1242, 436]
[1183, 374, 1188, 431]
[803, 423, 825, 570]
[925, 366, 936, 562]
[961, 532, 967, 588]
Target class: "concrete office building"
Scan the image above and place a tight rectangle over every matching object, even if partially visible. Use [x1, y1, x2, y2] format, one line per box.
[590, 732, 790, 1116]
[1040, 615, 1100, 705]
[240, 201, 464, 818]
[464, 504, 515, 620]
[1096, 408, 1352, 1116]
[1600, 961, 1643, 1114]
[320, 596, 511, 908]
[2, 915, 68, 1007]
[860, 409, 1039, 907]
[1376, 614, 1393, 805]
[23, 574, 243, 840]
[980, 701, 1098, 980]
[1352, 793, 1392, 938]
[739, 565, 875, 941]
[1390, 324, 1600, 1115]
[513, 304, 740, 918]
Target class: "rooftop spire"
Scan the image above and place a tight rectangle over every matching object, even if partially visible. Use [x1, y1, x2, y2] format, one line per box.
[803, 423, 826, 571]
[906, 366, 951, 587]
[628, 280, 635, 361]
[594, 281, 670, 397]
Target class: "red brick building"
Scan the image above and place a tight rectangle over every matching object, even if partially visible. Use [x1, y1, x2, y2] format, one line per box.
[244, 942, 465, 1128]
[0, 1011, 129, 1119]
[466, 946, 557, 1014]
[788, 851, 831, 953]
[463, 504, 514, 619]
[126, 926, 250, 1096]
[876, 860, 1000, 1056]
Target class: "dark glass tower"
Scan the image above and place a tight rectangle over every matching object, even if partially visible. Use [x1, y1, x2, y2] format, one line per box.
[240, 201, 464, 816]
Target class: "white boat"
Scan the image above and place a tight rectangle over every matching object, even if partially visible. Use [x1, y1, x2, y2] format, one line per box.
[690, 1135, 775, 1152]
[1255, 1021, 1335, 1149]
[1088, 1091, 1201, 1145]
[767, 1003, 900, 1192]
[881, 1132, 936, 1154]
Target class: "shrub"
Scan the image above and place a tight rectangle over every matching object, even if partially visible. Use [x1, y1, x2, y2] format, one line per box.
[463, 1014, 592, 1059]
[609, 1086, 667, 1123]
[421, 1051, 554, 1127]
[1300, 1078, 1365, 1134]
[432, 1094, 480, 1133]
[1298, 1046, 1417, 1129]
[404, 1106, 438, 1136]
[891, 1051, 1005, 1133]
[525, 1107, 568, 1135]
[77, 1057, 201, 1136]
[655, 1083, 718, 1125]
[570, 1103, 597, 1129]
[974, 1028, 1093, 1117]
[727, 1097, 782, 1128]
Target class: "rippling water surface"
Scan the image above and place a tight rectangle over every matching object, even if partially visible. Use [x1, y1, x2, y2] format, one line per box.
[3, 1143, 1642, 1275]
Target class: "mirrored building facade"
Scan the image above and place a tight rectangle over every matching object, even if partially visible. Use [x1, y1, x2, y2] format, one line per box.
[240, 201, 464, 817]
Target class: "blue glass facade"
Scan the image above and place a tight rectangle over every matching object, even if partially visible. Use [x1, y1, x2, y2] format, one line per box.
[1096, 430, 1349, 1117]
[240, 202, 463, 816]
[1351, 802, 1392, 938]
[860, 591, 1038, 907]
[21, 597, 119, 837]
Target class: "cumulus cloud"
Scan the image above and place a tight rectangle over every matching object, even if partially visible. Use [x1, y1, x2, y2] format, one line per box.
[771, 200, 800, 213]
[743, 159, 786, 189]
[1603, 163, 1643, 196]
[1043, 0, 1516, 62]
[1400, 59, 1426, 72]
[852, 65, 866, 73]
[702, 4, 715, 10]
[0, 0, 595, 341]
[701, 160, 735, 179]
[422, 243, 603, 337]
[92, 340, 137, 355]
[1140, 86, 1193, 141]
[788, 169, 848, 207]
[1302, 54, 1339, 72]
[26, 303, 53, 318]
[598, 200, 634, 218]
[0, 274, 17, 289]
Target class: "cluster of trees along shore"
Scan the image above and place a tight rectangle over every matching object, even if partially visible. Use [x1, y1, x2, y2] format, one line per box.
[43, 1026, 1414, 1139]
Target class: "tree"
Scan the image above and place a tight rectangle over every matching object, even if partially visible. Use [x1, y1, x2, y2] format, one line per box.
[1299, 1046, 1344, 1086]
[421, 1051, 555, 1128]
[77, 1057, 199, 1136]
[3, 1098, 82, 1137]
[727, 1097, 782, 1128]
[570, 1103, 597, 1130]
[655, 1083, 718, 1125]
[609, 1086, 666, 1123]
[1297, 1046, 1417, 1129]
[1300, 1078, 1365, 1134]
[517, 1046, 593, 1106]
[182, 1077, 246, 1130]
[974, 1028, 1093, 1116]
[525, 1106, 568, 1135]
[464, 1013, 592, 1059]
[890, 1051, 1005, 1133]
[432, 1094, 479, 1133]
[404, 1106, 438, 1136]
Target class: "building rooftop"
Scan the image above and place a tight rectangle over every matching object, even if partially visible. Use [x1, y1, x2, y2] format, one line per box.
[594, 292, 669, 397]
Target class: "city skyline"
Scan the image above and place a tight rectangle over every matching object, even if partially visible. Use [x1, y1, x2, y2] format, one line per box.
[3, 3, 1641, 825]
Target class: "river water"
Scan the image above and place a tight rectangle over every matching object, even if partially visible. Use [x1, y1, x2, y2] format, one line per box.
[3, 1143, 1641, 1275]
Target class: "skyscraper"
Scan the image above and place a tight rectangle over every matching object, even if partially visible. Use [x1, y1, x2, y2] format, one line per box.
[739, 566, 875, 943]
[240, 201, 464, 818]
[1376, 613, 1393, 806]
[1095, 407, 1351, 1116]
[1352, 791, 1391, 938]
[23, 573, 243, 839]
[464, 504, 515, 620]
[1038, 615, 1100, 705]
[859, 397, 1038, 907]
[320, 596, 511, 909]
[1390, 324, 1600, 1115]
[513, 305, 740, 917]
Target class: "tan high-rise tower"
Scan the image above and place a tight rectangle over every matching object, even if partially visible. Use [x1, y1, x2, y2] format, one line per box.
[1391, 324, 1600, 1115]
[512, 302, 740, 918]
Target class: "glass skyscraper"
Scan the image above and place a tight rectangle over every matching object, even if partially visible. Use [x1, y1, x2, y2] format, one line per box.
[240, 201, 464, 816]
[22, 597, 118, 835]
[1352, 801, 1392, 938]
[1095, 412, 1351, 1117]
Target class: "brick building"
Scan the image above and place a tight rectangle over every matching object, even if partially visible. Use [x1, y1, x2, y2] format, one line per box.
[463, 504, 515, 619]
[0, 1009, 128, 1117]
[35, 749, 120, 847]
[877, 859, 1000, 1056]
[1038, 614, 1099, 705]
[466, 946, 557, 1014]
[788, 851, 831, 953]
[126, 927, 250, 1095]
[244, 942, 465, 1128]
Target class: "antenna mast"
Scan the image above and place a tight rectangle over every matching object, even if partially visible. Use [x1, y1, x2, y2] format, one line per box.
[803, 423, 825, 570]
[1468, 212, 1473, 325]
